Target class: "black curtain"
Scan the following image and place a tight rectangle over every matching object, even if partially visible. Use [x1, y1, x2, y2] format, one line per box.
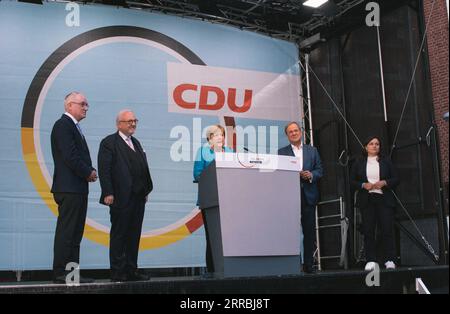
[307, 3, 441, 268]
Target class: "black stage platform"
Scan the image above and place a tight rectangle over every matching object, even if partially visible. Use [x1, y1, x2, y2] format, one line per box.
[0, 266, 447, 294]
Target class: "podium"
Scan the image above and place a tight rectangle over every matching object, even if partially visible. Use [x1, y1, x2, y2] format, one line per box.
[198, 152, 301, 278]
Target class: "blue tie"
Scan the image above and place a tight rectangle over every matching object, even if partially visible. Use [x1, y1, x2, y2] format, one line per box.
[76, 123, 84, 138]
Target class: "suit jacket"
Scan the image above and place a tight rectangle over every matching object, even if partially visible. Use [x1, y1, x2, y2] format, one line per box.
[98, 132, 153, 209]
[50, 114, 94, 194]
[278, 144, 323, 206]
[350, 156, 400, 208]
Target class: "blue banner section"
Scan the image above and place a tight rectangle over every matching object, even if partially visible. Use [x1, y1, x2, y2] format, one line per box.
[0, 1, 300, 270]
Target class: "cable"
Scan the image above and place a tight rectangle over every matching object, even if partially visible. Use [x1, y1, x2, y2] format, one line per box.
[391, 190, 439, 262]
[299, 0, 440, 262]
[299, 60, 365, 150]
[338, 149, 349, 167]
[390, 0, 437, 157]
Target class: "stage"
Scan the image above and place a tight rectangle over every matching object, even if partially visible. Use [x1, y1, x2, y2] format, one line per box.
[0, 266, 447, 294]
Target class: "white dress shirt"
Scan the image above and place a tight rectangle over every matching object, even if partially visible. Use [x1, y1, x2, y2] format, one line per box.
[119, 131, 135, 151]
[366, 156, 383, 194]
[64, 112, 79, 125]
[291, 143, 303, 171]
[64, 112, 84, 137]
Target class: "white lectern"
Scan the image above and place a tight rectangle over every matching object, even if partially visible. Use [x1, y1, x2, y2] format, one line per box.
[198, 152, 301, 277]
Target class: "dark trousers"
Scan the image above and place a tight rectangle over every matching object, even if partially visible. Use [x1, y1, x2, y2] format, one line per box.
[361, 193, 396, 263]
[201, 209, 214, 273]
[301, 192, 317, 267]
[52, 193, 88, 277]
[109, 195, 146, 276]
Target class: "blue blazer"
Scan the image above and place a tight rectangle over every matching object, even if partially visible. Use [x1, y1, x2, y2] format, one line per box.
[278, 144, 323, 206]
[193, 145, 234, 182]
[50, 114, 94, 194]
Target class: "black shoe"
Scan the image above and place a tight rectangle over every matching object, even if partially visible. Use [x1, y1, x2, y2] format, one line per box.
[126, 271, 150, 281]
[53, 275, 67, 284]
[79, 276, 95, 284]
[111, 273, 128, 282]
[303, 265, 316, 274]
[201, 272, 215, 279]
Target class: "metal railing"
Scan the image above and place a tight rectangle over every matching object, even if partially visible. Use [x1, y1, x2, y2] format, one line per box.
[315, 197, 348, 271]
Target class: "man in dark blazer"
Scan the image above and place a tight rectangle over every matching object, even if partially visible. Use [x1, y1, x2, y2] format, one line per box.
[278, 122, 323, 273]
[98, 110, 153, 282]
[51, 92, 97, 283]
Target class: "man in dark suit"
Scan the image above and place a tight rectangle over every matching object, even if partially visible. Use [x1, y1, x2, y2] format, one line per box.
[51, 92, 97, 283]
[98, 110, 153, 282]
[278, 122, 323, 273]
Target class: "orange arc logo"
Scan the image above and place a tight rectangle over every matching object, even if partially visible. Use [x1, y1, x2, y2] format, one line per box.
[19, 26, 226, 250]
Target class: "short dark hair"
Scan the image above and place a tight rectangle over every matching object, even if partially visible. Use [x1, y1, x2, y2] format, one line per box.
[284, 121, 301, 135]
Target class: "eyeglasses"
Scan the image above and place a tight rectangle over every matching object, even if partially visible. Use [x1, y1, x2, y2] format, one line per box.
[119, 119, 139, 125]
[70, 101, 89, 108]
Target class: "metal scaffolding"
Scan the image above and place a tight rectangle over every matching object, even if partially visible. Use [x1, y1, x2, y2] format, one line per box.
[48, 0, 372, 44]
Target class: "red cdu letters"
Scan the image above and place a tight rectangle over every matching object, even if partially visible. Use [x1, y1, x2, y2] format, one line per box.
[173, 84, 197, 109]
[174, 84, 252, 113]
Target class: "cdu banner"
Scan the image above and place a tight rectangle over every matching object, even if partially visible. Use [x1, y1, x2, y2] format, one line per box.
[0, 1, 301, 270]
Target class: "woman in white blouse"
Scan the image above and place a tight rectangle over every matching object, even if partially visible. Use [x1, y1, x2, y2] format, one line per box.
[350, 136, 400, 271]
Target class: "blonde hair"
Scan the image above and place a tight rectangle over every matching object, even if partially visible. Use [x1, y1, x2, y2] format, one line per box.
[206, 125, 225, 143]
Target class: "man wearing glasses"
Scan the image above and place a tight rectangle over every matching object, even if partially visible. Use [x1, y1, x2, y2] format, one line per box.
[50, 92, 97, 283]
[98, 110, 153, 282]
